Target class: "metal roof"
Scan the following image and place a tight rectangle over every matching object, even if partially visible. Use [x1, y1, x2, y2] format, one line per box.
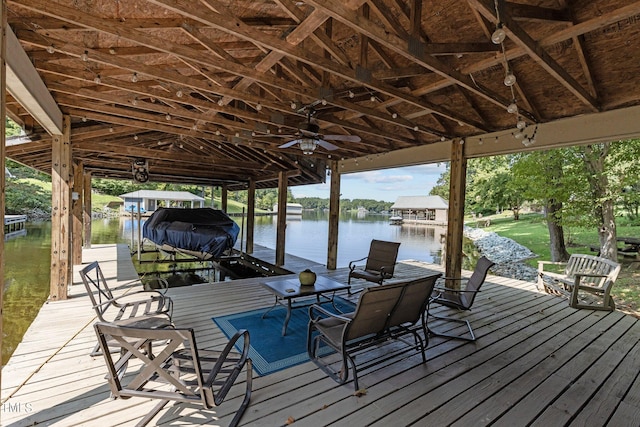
[391, 195, 449, 210]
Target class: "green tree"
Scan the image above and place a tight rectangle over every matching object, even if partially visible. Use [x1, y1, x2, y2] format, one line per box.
[512, 150, 573, 261]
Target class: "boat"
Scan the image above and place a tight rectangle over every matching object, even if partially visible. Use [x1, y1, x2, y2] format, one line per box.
[142, 207, 240, 260]
[272, 203, 303, 215]
[389, 215, 404, 225]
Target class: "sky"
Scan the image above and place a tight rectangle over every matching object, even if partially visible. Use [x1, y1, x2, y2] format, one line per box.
[290, 163, 448, 202]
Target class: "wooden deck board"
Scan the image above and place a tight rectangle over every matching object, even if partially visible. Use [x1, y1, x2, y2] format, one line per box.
[2, 243, 639, 427]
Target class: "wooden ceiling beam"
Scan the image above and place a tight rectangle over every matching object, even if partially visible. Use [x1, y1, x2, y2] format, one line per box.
[145, 0, 485, 131]
[468, 0, 599, 111]
[73, 141, 270, 171]
[301, 0, 525, 119]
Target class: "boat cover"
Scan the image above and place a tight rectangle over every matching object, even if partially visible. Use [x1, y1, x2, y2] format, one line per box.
[143, 208, 240, 258]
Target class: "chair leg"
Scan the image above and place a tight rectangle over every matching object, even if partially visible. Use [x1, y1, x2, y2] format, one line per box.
[229, 359, 253, 427]
[427, 312, 476, 342]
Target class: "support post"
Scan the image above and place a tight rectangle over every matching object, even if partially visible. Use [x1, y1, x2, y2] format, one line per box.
[276, 171, 287, 266]
[445, 139, 467, 285]
[221, 184, 228, 212]
[50, 115, 72, 300]
[1, 0, 7, 377]
[71, 160, 83, 265]
[246, 178, 255, 254]
[83, 172, 92, 249]
[327, 161, 340, 270]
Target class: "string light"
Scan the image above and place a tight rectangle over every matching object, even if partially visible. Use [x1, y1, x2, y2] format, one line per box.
[491, 0, 536, 147]
[94, 74, 101, 84]
[81, 50, 88, 61]
[131, 72, 138, 82]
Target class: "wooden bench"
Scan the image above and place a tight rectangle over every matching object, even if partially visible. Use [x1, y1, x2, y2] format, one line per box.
[537, 254, 620, 311]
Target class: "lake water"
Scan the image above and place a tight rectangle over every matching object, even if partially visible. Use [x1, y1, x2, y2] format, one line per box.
[2, 211, 445, 363]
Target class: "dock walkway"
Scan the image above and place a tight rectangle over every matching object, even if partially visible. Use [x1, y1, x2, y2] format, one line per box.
[2, 244, 639, 426]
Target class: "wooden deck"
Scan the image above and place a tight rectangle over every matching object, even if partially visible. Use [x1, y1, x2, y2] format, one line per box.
[2, 244, 640, 426]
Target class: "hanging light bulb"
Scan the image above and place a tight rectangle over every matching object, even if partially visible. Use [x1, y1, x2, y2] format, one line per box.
[290, 101, 297, 110]
[348, 90, 355, 98]
[131, 72, 138, 83]
[176, 90, 183, 98]
[255, 102, 262, 111]
[517, 119, 526, 130]
[507, 102, 518, 114]
[46, 45, 55, 54]
[165, 113, 171, 120]
[94, 75, 101, 84]
[218, 99, 224, 106]
[81, 50, 89, 61]
[491, 24, 506, 44]
[504, 71, 517, 87]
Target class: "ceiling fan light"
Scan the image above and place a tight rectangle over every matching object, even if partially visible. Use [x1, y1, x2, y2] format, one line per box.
[299, 138, 317, 155]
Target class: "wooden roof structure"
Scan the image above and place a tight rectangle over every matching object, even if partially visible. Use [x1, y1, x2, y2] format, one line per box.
[4, 0, 640, 191]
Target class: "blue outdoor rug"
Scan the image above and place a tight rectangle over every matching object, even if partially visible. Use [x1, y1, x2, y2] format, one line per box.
[213, 296, 355, 376]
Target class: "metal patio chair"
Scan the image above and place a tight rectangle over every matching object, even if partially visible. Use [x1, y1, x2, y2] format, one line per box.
[94, 322, 252, 427]
[347, 239, 400, 292]
[427, 256, 495, 341]
[80, 260, 174, 355]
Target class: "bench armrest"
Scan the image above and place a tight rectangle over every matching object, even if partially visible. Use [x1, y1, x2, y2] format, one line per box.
[538, 260, 567, 272]
[309, 304, 352, 323]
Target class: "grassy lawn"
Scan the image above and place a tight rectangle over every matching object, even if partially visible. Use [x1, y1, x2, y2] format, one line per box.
[469, 212, 640, 316]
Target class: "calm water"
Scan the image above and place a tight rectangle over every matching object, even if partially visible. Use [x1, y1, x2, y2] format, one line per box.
[2, 211, 444, 363]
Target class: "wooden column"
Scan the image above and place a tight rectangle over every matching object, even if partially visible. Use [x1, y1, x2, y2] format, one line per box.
[221, 184, 228, 212]
[71, 160, 83, 265]
[83, 172, 92, 249]
[1, 0, 7, 374]
[326, 161, 340, 270]
[275, 171, 287, 266]
[245, 178, 255, 254]
[50, 115, 72, 301]
[445, 139, 467, 284]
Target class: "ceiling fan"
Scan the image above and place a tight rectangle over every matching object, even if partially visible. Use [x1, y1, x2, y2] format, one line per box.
[277, 109, 361, 154]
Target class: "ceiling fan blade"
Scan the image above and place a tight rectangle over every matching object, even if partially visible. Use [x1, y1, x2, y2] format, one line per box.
[317, 139, 340, 151]
[278, 139, 303, 149]
[323, 134, 361, 142]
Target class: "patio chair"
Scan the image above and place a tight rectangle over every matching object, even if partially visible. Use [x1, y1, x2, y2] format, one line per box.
[347, 239, 400, 292]
[80, 261, 174, 355]
[94, 322, 252, 427]
[308, 274, 441, 391]
[427, 256, 495, 341]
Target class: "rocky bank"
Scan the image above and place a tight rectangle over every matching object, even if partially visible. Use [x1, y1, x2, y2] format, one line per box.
[464, 226, 539, 282]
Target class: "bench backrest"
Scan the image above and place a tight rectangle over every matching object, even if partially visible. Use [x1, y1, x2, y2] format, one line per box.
[565, 254, 621, 287]
[344, 273, 441, 340]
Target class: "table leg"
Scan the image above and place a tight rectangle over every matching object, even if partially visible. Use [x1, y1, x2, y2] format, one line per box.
[261, 296, 279, 319]
[282, 299, 292, 336]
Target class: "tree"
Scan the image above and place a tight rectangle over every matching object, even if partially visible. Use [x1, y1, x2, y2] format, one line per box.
[512, 150, 572, 262]
[465, 156, 526, 219]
